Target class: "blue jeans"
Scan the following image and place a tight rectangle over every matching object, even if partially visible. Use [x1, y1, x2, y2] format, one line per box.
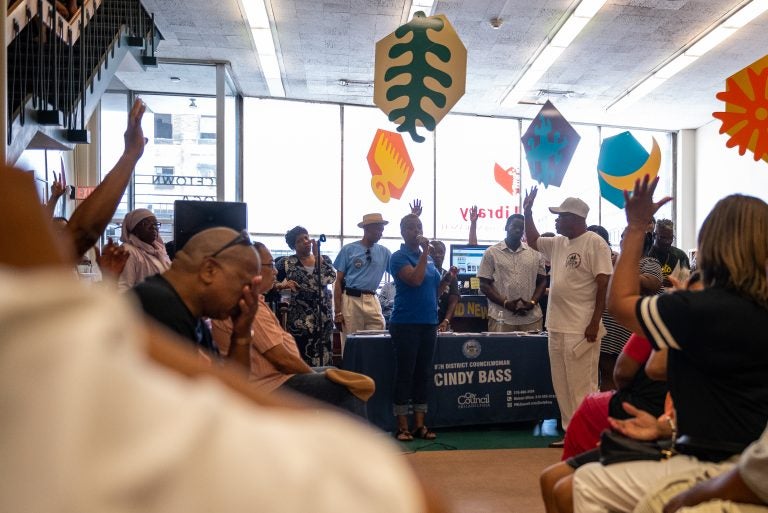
[390, 323, 437, 416]
[281, 367, 367, 418]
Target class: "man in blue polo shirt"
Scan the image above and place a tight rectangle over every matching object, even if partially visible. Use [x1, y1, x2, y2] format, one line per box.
[333, 213, 391, 350]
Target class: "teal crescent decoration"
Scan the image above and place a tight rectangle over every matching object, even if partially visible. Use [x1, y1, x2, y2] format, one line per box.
[597, 132, 661, 208]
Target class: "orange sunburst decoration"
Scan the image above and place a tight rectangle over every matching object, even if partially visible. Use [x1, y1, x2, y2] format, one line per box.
[713, 55, 768, 162]
[367, 129, 414, 202]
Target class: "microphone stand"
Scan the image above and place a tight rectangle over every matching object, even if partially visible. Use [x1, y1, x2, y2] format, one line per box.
[315, 234, 327, 366]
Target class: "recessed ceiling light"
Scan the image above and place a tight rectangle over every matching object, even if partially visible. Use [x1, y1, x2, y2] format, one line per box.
[170, 76, 181, 82]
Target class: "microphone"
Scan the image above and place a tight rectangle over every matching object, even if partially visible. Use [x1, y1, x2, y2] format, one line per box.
[318, 234, 327, 242]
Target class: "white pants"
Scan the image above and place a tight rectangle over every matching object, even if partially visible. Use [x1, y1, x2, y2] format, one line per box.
[340, 293, 385, 353]
[548, 330, 601, 430]
[573, 456, 731, 513]
[634, 462, 747, 513]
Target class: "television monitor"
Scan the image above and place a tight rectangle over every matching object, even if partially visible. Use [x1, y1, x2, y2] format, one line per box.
[449, 244, 490, 280]
[173, 200, 247, 251]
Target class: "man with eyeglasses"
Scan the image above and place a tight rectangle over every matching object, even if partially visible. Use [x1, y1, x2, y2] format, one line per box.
[133, 227, 261, 356]
[333, 213, 391, 351]
[523, 190, 613, 447]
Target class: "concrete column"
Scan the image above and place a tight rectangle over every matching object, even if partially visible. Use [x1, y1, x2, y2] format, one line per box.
[675, 129, 697, 253]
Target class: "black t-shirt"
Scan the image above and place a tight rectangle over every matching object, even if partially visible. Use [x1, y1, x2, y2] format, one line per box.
[132, 274, 217, 354]
[636, 287, 768, 451]
[647, 246, 690, 281]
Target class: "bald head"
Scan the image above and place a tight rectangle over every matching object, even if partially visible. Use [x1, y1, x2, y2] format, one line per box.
[173, 228, 258, 271]
[164, 227, 260, 320]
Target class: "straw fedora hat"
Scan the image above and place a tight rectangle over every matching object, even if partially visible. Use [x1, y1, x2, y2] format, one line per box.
[357, 213, 389, 228]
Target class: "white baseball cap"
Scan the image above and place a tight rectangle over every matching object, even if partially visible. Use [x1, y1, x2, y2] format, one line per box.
[549, 197, 589, 218]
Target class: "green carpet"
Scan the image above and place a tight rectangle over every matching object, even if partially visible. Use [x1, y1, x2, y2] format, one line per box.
[397, 421, 562, 452]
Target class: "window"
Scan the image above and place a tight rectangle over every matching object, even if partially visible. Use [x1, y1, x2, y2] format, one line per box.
[199, 115, 216, 141]
[243, 98, 341, 240]
[435, 115, 521, 243]
[154, 113, 173, 141]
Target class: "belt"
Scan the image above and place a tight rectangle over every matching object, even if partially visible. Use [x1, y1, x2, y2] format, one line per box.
[344, 287, 376, 297]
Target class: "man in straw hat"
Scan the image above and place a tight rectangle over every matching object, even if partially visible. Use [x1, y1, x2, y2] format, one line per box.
[333, 213, 391, 351]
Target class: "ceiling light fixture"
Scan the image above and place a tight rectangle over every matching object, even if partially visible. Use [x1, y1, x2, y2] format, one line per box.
[401, 0, 437, 25]
[241, 0, 285, 97]
[607, 0, 768, 112]
[500, 0, 608, 108]
[169, 76, 181, 82]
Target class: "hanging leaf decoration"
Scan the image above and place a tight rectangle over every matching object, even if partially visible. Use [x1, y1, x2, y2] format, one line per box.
[374, 13, 467, 143]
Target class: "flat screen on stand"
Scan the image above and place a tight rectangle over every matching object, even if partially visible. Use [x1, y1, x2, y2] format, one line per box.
[449, 244, 490, 282]
[173, 200, 247, 251]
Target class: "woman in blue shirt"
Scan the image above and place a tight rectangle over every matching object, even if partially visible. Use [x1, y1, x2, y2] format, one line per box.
[390, 214, 445, 441]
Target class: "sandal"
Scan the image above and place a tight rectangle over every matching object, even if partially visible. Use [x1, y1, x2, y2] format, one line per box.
[395, 429, 414, 442]
[413, 426, 437, 440]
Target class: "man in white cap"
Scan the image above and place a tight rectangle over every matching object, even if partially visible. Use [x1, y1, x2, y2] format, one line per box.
[523, 188, 613, 446]
[333, 213, 391, 350]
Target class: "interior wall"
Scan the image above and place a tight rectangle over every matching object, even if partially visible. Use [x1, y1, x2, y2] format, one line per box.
[694, 120, 768, 239]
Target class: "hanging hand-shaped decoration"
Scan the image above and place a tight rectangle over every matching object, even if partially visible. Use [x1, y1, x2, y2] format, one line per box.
[367, 129, 414, 203]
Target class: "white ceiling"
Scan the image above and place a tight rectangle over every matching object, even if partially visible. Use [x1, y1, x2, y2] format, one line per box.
[114, 0, 768, 130]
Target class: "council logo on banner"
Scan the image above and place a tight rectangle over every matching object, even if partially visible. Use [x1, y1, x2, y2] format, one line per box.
[457, 392, 490, 409]
[462, 339, 481, 359]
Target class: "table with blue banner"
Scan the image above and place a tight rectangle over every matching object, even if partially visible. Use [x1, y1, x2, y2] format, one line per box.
[342, 332, 559, 432]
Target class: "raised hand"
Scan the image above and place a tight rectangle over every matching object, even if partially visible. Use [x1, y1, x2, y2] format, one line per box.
[469, 205, 478, 223]
[523, 186, 538, 212]
[409, 198, 422, 217]
[50, 163, 67, 199]
[624, 175, 672, 229]
[124, 98, 147, 161]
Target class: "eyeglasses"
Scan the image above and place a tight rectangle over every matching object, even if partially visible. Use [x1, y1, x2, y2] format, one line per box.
[136, 219, 161, 229]
[365, 248, 371, 264]
[261, 261, 276, 270]
[209, 229, 252, 258]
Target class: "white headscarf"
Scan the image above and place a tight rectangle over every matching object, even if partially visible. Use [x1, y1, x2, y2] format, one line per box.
[120, 209, 168, 260]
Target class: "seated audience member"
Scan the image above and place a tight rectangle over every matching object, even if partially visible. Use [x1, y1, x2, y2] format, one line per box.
[599, 227, 662, 390]
[539, 334, 667, 513]
[132, 227, 261, 356]
[572, 178, 768, 513]
[117, 208, 171, 291]
[0, 164, 438, 513]
[212, 242, 367, 417]
[634, 422, 768, 513]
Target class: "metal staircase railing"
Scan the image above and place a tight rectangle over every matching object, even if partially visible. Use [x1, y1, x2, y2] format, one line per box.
[5, 0, 160, 163]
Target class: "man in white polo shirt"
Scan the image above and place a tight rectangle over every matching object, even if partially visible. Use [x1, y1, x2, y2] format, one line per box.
[523, 189, 613, 441]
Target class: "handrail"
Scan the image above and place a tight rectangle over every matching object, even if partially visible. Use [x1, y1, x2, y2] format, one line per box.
[5, 0, 103, 47]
